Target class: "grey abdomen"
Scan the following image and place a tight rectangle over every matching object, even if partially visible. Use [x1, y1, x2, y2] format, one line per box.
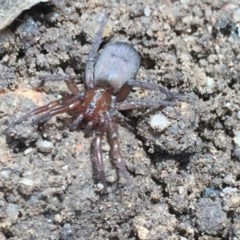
[94, 42, 140, 94]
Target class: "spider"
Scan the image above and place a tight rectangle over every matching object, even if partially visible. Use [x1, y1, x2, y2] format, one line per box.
[13, 15, 183, 192]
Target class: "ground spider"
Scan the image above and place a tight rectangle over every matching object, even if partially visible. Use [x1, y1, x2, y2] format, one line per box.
[13, 15, 183, 192]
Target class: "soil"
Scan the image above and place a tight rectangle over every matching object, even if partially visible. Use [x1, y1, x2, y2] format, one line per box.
[0, 0, 240, 239]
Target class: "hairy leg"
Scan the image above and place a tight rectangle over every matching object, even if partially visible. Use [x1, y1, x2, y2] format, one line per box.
[32, 100, 83, 124]
[85, 13, 107, 89]
[38, 67, 80, 95]
[106, 114, 128, 186]
[69, 113, 84, 130]
[90, 129, 107, 192]
[117, 98, 177, 111]
[127, 79, 186, 101]
[13, 95, 83, 125]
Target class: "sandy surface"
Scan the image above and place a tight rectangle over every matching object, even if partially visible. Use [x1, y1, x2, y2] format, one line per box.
[0, 0, 240, 239]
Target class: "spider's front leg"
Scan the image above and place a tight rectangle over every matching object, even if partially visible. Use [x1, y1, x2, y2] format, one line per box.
[84, 13, 107, 89]
[37, 67, 80, 95]
[13, 94, 84, 125]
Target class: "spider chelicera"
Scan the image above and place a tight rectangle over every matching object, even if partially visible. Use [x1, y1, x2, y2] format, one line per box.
[13, 15, 183, 192]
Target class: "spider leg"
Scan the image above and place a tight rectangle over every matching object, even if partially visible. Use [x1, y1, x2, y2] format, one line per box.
[117, 98, 177, 111]
[69, 114, 84, 130]
[83, 121, 94, 138]
[13, 95, 83, 125]
[13, 99, 63, 124]
[127, 79, 186, 101]
[38, 71, 80, 95]
[90, 129, 108, 192]
[85, 13, 107, 89]
[32, 98, 83, 125]
[106, 114, 128, 186]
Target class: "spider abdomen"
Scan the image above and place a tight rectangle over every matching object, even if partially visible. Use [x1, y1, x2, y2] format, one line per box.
[94, 42, 140, 97]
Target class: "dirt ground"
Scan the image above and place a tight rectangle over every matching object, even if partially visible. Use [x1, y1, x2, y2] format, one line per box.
[0, 0, 240, 239]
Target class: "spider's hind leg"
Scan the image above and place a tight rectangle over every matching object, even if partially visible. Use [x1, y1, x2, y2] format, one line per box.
[106, 114, 129, 188]
[127, 79, 187, 102]
[90, 129, 108, 193]
[117, 98, 177, 111]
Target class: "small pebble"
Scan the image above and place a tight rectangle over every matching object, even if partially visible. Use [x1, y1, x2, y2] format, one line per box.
[60, 223, 73, 240]
[233, 7, 240, 23]
[133, 224, 149, 240]
[150, 192, 160, 203]
[221, 187, 238, 196]
[6, 203, 19, 221]
[19, 178, 34, 187]
[54, 214, 62, 223]
[180, 0, 191, 4]
[1, 169, 12, 179]
[233, 131, 240, 145]
[24, 147, 33, 155]
[144, 6, 151, 17]
[36, 139, 54, 153]
[237, 111, 240, 120]
[202, 188, 221, 198]
[106, 174, 117, 184]
[96, 183, 105, 191]
[233, 131, 240, 158]
[223, 174, 235, 185]
[206, 77, 214, 93]
[149, 113, 171, 131]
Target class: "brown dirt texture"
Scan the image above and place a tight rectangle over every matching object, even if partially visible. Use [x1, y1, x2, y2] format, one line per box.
[0, 0, 240, 239]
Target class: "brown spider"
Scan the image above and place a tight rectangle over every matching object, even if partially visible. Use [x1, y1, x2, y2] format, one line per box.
[13, 15, 183, 192]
